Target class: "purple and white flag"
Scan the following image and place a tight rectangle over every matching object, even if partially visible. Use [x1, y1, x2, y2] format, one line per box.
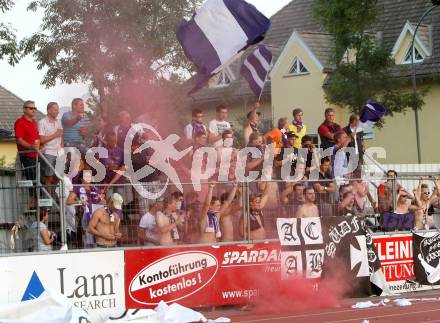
[360, 100, 386, 130]
[240, 44, 273, 97]
[177, 0, 271, 95]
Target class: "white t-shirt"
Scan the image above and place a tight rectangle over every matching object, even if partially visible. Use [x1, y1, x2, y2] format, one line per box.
[139, 211, 160, 246]
[38, 117, 63, 156]
[208, 119, 231, 148]
[31, 222, 53, 252]
[332, 145, 349, 179]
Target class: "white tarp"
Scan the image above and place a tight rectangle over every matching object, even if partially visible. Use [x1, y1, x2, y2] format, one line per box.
[0, 289, 89, 323]
[0, 290, 230, 323]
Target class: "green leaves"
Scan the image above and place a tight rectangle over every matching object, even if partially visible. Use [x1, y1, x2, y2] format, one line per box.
[0, 0, 19, 65]
[0, 0, 13, 13]
[17, 0, 201, 119]
[314, 0, 426, 122]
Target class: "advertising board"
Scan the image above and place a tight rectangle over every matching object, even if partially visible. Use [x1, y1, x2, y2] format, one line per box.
[0, 250, 125, 321]
[373, 234, 437, 293]
[125, 243, 281, 308]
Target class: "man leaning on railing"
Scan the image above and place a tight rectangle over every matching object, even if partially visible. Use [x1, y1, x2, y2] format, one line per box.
[38, 102, 63, 196]
[14, 100, 40, 209]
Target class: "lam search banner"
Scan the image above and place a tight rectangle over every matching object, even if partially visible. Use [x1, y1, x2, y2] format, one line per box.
[0, 250, 126, 322]
[125, 243, 281, 308]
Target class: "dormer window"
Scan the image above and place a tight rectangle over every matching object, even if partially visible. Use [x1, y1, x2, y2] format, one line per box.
[403, 45, 424, 64]
[214, 69, 234, 88]
[287, 57, 309, 76]
[391, 21, 431, 65]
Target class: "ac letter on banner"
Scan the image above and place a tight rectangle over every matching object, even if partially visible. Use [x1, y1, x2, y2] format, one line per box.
[301, 218, 323, 245]
[281, 251, 303, 280]
[277, 218, 300, 246]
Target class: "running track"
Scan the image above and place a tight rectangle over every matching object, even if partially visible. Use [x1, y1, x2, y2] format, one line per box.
[204, 292, 440, 322]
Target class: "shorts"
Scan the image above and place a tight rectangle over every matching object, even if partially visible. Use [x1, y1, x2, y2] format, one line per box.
[19, 155, 37, 197]
[43, 154, 57, 177]
[20, 155, 37, 181]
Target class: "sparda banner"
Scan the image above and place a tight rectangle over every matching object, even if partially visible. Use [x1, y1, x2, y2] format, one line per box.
[125, 243, 281, 308]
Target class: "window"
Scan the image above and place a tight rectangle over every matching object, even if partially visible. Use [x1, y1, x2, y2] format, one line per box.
[403, 45, 424, 64]
[214, 69, 233, 88]
[287, 57, 309, 76]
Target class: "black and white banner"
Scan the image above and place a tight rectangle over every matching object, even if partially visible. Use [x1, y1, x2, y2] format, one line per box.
[277, 216, 389, 297]
[413, 232, 440, 285]
[276, 217, 324, 280]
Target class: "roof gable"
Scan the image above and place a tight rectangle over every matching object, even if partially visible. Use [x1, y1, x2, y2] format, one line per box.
[391, 21, 432, 58]
[0, 85, 44, 134]
[271, 31, 329, 78]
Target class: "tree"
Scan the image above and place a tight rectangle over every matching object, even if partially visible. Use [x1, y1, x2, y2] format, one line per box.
[0, 0, 19, 65]
[23, 0, 201, 125]
[313, 0, 427, 121]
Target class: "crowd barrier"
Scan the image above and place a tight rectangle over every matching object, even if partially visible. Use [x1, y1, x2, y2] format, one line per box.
[5, 149, 440, 252]
[4, 175, 439, 253]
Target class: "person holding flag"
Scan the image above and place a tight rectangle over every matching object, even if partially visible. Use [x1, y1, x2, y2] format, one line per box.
[357, 99, 387, 169]
[343, 113, 365, 169]
[177, 0, 271, 95]
[243, 102, 261, 146]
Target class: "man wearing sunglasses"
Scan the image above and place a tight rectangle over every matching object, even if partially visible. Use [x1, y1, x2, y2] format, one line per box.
[14, 101, 40, 207]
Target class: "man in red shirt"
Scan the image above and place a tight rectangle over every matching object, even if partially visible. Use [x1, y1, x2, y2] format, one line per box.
[318, 108, 343, 150]
[15, 100, 40, 191]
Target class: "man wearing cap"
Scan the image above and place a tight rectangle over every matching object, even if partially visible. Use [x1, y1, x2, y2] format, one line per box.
[243, 104, 261, 146]
[88, 193, 123, 248]
[273, 131, 298, 181]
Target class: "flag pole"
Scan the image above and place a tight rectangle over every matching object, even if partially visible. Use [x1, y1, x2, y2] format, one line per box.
[257, 60, 273, 103]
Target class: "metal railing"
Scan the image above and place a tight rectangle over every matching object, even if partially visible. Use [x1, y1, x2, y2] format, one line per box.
[1, 152, 440, 254]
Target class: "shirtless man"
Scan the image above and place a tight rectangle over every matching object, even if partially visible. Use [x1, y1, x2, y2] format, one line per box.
[414, 177, 440, 230]
[200, 182, 238, 244]
[337, 191, 359, 216]
[216, 129, 238, 181]
[239, 184, 270, 241]
[87, 193, 123, 248]
[220, 187, 242, 242]
[296, 187, 319, 218]
[395, 188, 420, 216]
[156, 196, 184, 246]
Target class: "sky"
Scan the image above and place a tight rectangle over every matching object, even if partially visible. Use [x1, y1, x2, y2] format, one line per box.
[0, 0, 291, 111]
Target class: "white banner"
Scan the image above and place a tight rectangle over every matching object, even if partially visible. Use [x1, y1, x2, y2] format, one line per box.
[0, 251, 125, 322]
